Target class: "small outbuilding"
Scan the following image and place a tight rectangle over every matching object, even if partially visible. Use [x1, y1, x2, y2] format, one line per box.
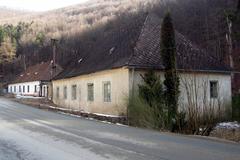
[8, 61, 62, 99]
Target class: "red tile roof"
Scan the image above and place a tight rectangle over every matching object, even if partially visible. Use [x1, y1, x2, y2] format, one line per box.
[13, 61, 62, 84]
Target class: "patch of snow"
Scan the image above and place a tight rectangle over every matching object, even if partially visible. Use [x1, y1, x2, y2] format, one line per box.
[216, 121, 240, 129]
[116, 123, 128, 127]
[58, 111, 82, 118]
[57, 111, 126, 126]
[49, 106, 124, 118]
[49, 106, 81, 112]
[57, 111, 112, 124]
[16, 95, 44, 99]
[93, 112, 124, 118]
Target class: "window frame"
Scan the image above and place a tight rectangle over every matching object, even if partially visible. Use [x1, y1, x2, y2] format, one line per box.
[87, 83, 94, 102]
[210, 81, 218, 99]
[63, 86, 67, 99]
[103, 81, 111, 102]
[71, 85, 77, 100]
[19, 86, 21, 93]
[78, 85, 81, 101]
[56, 87, 60, 99]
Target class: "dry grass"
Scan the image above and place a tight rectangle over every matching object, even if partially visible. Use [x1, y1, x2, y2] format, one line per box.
[210, 127, 240, 142]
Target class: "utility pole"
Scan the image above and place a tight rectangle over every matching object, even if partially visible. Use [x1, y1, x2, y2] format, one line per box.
[50, 38, 58, 100]
[51, 38, 58, 69]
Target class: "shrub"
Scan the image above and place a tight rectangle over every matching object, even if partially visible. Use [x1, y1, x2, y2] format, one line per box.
[233, 95, 240, 122]
[138, 70, 168, 129]
[128, 95, 156, 129]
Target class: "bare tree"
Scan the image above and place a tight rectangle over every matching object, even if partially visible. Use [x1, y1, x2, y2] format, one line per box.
[179, 73, 230, 135]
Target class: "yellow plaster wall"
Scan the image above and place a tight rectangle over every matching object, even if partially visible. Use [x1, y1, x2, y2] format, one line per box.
[52, 68, 129, 116]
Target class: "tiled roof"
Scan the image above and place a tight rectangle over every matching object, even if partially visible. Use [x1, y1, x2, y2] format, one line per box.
[55, 14, 147, 79]
[13, 61, 62, 84]
[55, 13, 231, 80]
[129, 14, 230, 72]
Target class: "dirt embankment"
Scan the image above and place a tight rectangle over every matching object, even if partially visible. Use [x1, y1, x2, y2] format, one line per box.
[210, 122, 240, 143]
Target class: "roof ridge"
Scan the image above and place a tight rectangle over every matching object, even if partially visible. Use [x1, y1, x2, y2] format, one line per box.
[126, 13, 149, 66]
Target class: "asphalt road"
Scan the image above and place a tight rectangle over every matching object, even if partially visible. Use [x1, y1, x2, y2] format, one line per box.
[0, 97, 239, 160]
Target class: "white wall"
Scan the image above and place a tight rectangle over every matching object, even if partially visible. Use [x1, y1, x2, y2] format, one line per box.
[131, 70, 232, 114]
[8, 81, 41, 96]
[178, 72, 232, 114]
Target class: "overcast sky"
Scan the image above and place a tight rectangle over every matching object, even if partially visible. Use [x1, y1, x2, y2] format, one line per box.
[0, 0, 90, 11]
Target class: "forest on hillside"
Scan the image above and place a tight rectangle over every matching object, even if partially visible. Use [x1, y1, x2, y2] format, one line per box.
[0, 0, 239, 82]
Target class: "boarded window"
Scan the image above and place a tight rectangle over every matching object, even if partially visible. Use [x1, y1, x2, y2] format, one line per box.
[103, 82, 111, 102]
[72, 85, 77, 100]
[56, 87, 60, 99]
[87, 83, 94, 101]
[210, 81, 218, 98]
[64, 86, 67, 99]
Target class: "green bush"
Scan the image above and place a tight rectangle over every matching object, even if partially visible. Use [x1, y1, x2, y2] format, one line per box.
[128, 95, 156, 129]
[233, 95, 240, 122]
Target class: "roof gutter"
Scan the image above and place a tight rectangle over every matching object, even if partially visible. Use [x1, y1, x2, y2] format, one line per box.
[127, 65, 232, 75]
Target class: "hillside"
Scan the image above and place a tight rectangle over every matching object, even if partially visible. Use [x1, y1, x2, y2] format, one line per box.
[0, 0, 160, 42]
[0, 7, 29, 18]
[0, 0, 239, 82]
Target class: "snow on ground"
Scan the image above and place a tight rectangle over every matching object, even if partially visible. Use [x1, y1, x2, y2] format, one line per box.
[48, 105, 81, 112]
[216, 121, 240, 129]
[57, 111, 129, 127]
[0, 119, 117, 160]
[93, 113, 123, 118]
[15, 95, 44, 99]
[49, 106, 123, 118]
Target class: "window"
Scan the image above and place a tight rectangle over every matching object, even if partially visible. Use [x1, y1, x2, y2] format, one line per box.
[103, 82, 111, 102]
[27, 85, 30, 93]
[210, 81, 218, 98]
[79, 86, 81, 101]
[23, 86, 25, 93]
[14, 86, 16, 92]
[64, 86, 67, 99]
[9, 86, 12, 93]
[87, 83, 94, 101]
[56, 87, 60, 99]
[34, 85, 37, 93]
[72, 85, 77, 100]
[19, 86, 22, 92]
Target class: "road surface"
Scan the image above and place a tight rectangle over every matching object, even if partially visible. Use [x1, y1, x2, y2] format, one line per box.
[0, 97, 239, 160]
